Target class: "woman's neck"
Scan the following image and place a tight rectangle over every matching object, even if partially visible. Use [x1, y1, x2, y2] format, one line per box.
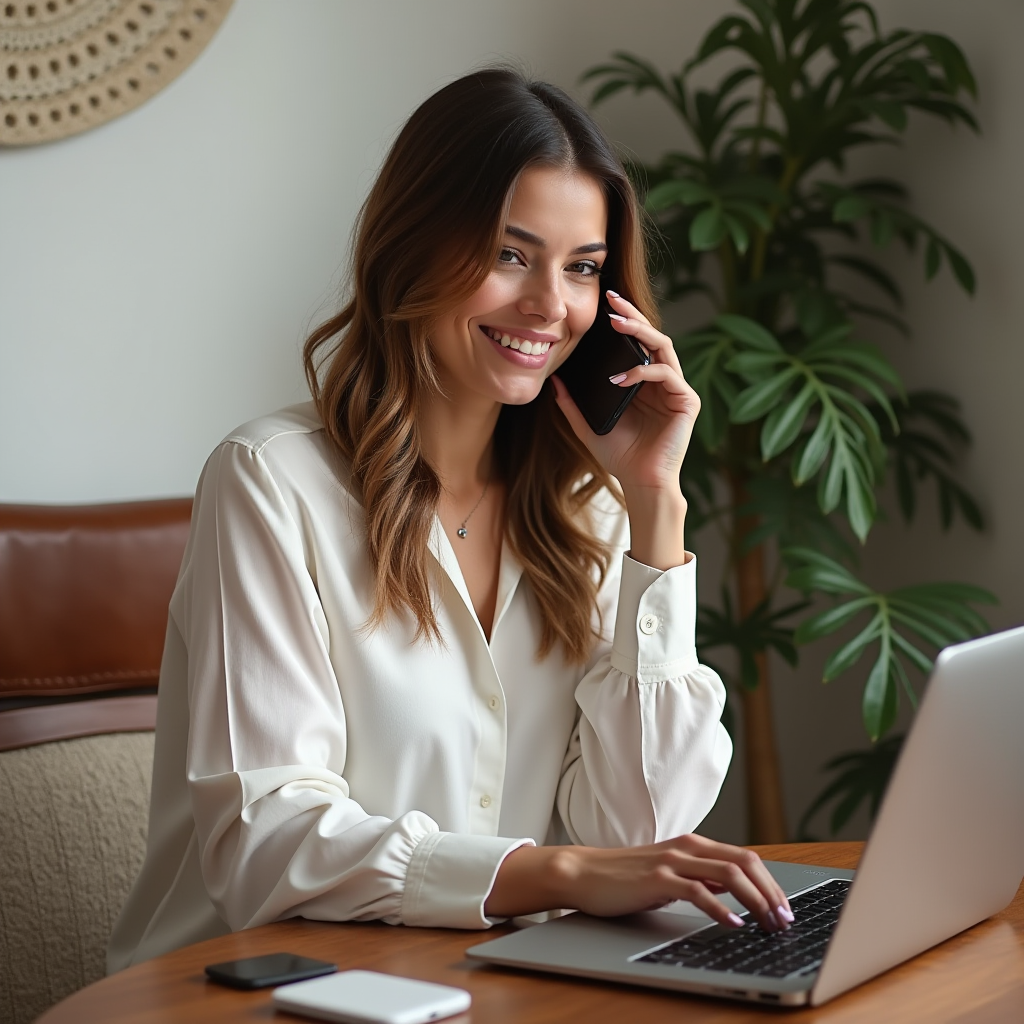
[418, 388, 502, 498]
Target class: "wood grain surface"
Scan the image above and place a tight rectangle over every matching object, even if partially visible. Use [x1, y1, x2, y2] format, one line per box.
[37, 844, 1024, 1023]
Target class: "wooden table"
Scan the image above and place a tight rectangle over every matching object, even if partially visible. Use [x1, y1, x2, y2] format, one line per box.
[39, 844, 1024, 1023]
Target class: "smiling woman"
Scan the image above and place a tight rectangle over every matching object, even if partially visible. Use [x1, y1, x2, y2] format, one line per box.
[301, 71, 658, 662]
[106, 68, 792, 975]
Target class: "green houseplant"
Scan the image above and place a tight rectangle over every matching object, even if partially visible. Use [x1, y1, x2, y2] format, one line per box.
[583, 0, 995, 842]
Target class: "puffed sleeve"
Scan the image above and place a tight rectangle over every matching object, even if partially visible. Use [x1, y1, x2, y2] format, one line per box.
[182, 441, 530, 933]
[555, 549, 733, 847]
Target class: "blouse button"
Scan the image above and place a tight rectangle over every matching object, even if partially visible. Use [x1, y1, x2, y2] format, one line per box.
[488, 695, 500, 710]
[639, 613, 659, 635]
[480, 794, 492, 808]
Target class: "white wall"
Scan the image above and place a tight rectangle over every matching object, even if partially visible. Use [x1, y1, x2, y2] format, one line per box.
[2, 0, 1021, 842]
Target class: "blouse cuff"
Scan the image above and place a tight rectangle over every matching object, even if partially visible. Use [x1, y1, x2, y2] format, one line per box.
[610, 552, 699, 683]
[401, 832, 534, 929]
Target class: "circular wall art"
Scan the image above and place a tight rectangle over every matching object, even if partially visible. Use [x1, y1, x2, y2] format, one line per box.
[1, 0, 234, 146]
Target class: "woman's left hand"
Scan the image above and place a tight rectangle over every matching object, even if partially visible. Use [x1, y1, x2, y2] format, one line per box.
[551, 290, 700, 496]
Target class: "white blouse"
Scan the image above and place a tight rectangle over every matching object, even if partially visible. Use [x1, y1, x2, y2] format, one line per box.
[107, 402, 732, 972]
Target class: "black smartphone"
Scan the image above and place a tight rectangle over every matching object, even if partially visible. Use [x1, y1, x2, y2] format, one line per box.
[205, 951, 337, 990]
[556, 297, 650, 435]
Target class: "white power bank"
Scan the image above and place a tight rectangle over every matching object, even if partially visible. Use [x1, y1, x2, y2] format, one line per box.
[271, 969, 471, 1024]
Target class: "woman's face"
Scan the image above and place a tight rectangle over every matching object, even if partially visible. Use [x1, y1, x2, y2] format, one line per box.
[429, 165, 608, 409]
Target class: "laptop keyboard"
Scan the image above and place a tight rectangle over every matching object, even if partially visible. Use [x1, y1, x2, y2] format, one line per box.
[635, 879, 851, 979]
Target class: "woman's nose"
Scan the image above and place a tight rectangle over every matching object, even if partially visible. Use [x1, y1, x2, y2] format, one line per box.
[517, 269, 567, 323]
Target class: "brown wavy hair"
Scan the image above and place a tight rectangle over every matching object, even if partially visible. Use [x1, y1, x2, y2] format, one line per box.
[303, 68, 657, 662]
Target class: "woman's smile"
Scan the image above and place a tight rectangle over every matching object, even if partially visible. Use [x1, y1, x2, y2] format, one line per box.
[478, 324, 561, 365]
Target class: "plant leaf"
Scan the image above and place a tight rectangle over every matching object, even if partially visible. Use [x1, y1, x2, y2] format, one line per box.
[794, 415, 832, 484]
[798, 735, 905, 840]
[862, 638, 897, 740]
[723, 212, 751, 254]
[690, 206, 728, 250]
[715, 314, 782, 351]
[795, 597, 876, 644]
[731, 368, 801, 423]
[823, 616, 882, 682]
[727, 350, 786, 380]
[646, 179, 714, 211]
[833, 195, 871, 222]
[785, 548, 870, 597]
[761, 382, 817, 460]
[945, 245, 976, 294]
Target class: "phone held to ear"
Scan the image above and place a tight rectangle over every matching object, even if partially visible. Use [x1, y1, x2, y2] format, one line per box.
[556, 296, 650, 435]
[204, 951, 337, 989]
[271, 969, 472, 1024]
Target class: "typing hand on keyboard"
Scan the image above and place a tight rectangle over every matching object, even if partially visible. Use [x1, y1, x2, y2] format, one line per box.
[486, 834, 796, 932]
[637, 879, 851, 979]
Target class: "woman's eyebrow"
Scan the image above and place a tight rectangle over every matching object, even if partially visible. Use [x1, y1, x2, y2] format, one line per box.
[505, 225, 608, 255]
[570, 242, 609, 255]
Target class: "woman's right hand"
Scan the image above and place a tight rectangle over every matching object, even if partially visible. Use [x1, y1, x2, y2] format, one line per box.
[485, 834, 794, 931]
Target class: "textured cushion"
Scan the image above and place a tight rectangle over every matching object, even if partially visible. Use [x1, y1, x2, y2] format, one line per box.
[0, 732, 153, 1024]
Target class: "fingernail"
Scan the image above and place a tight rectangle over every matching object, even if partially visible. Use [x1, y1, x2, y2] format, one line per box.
[608, 372, 628, 385]
[777, 905, 795, 923]
[606, 289, 620, 297]
[727, 913, 745, 928]
[608, 313, 628, 322]
[767, 911, 781, 930]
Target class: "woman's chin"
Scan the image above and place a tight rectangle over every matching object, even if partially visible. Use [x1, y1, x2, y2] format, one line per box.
[494, 378, 548, 407]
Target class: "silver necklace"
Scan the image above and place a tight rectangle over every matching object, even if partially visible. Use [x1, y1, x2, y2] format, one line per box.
[456, 479, 489, 539]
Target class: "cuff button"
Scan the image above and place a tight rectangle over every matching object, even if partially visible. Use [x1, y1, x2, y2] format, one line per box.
[639, 613, 659, 635]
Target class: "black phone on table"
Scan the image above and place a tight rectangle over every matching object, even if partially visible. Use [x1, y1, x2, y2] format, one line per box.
[556, 297, 650, 435]
[204, 951, 337, 990]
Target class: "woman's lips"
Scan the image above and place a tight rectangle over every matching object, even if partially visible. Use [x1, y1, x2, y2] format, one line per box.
[479, 325, 560, 366]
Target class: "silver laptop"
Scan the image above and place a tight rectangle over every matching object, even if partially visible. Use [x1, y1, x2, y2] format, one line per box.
[468, 624, 1024, 1006]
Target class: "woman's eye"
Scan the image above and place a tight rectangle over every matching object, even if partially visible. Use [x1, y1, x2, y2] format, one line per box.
[568, 260, 601, 277]
[498, 248, 524, 265]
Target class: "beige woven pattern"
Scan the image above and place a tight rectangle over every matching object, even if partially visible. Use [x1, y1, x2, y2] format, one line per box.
[0, 731, 154, 1024]
[0, 0, 233, 146]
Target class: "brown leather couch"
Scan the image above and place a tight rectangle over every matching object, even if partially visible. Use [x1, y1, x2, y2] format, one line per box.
[0, 499, 191, 750]
[0, 499, 192, 1024]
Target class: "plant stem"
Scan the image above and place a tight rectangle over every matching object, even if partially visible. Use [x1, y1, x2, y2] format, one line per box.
[730, 468, 788, 844]
[748, 81, 768, 174]
[718, 238, 738, 312]
[750, 155, 802, 284]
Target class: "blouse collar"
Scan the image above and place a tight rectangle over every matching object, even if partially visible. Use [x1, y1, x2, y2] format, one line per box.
[427, 516, 523, 645]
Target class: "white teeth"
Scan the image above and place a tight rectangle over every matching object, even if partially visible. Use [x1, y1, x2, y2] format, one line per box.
[486, 330, 553, 355]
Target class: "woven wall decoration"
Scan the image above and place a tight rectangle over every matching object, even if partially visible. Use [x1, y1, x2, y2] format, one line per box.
[1, 0, 234, 146]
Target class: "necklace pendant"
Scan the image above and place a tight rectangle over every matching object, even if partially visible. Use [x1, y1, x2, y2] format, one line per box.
[454, 478, 488, 542]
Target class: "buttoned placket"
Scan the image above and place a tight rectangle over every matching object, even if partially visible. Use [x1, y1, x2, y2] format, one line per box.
[427, 519, 522, 834]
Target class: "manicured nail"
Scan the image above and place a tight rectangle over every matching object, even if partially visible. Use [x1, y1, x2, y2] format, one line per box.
[609, 372, 628, 385]
[777, 905, 795, 923]
[606, 289, 620, 297]
[767, 911, 781, 931]
[608, 312, 628, 322]
[727, 913, 745, 928]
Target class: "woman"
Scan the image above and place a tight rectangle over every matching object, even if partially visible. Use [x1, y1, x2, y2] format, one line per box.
[108, 68, 793, 972]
